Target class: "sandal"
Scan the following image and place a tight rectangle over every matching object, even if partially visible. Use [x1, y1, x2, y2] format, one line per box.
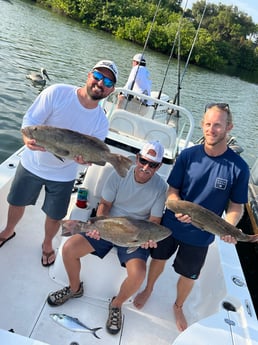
[106, 297, 122, 334]
[0, 232, 16, 248]
[47, 282, 84, 306]
[41, 249, 56, 267]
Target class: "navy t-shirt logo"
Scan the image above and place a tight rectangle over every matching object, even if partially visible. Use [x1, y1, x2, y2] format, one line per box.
[215, 178, 227, 190]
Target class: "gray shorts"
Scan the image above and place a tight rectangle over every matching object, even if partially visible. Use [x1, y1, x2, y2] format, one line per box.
[7, 163, 75, 220]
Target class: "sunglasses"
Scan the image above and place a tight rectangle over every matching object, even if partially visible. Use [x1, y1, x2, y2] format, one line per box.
[205, 102, 230, 112]
[138, 156, 160, 169]
[92, 70, 114, 88]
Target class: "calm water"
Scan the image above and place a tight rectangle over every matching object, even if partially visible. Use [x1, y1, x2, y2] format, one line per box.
[1, 0, 257, 167]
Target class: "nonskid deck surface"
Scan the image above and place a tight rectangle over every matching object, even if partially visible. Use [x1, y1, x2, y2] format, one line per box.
[0, 189, 209, 345]
[1, 180, 256, 345]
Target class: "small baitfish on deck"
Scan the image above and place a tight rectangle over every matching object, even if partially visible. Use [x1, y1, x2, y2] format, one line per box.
[21, 125, 133, 177]
[50, 313, 102, 339]
[166, 199, 258, 242]
[62, 216, 172, 253]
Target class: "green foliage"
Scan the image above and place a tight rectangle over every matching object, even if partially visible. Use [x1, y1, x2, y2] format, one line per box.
[34, 0, 258, 82]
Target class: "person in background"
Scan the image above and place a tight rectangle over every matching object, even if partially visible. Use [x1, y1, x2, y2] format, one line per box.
[47, 141, 167, 335]
[0, 60, 118, 267]
[133, 103, 250, 332]
[119, 53, 152, 106]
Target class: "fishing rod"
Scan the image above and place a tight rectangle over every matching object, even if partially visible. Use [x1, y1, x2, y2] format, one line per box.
[154, 0, 188, 105]
[128, 0, 162, 94]
[172, 0, 207, 105]
[151, 1, 188, 119]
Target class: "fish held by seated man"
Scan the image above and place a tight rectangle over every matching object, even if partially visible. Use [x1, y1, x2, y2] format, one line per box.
[21, 125, 133, 177]
[62, 216, 172, 253]
[166, 199, 258, 242]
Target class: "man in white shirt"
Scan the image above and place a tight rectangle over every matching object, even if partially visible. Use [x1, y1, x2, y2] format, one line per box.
[119, 53, 152, 106]
[0, 60, 118, 267]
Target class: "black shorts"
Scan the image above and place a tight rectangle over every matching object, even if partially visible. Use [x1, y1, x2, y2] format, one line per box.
[151, 235, 209, 280]
[8, 163, 75, 220]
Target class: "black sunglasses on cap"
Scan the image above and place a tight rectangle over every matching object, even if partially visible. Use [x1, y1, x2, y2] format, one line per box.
[138, 156, 160, 169]
[205, 102, 229, 112]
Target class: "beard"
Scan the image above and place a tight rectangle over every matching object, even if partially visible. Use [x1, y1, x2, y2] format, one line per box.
[86, 83, 105, 100]
[205, 132, 228, 146]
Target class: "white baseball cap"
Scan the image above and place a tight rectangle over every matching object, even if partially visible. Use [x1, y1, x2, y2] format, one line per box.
[93, 60, 118, 82]
[140, 141, 164, 163]
[133, 53, 146, 64]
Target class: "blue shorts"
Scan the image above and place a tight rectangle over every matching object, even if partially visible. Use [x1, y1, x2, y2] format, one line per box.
[8, 163, 75, 220]
[81, 233, 150, 267]
[150, 235, 209, 280]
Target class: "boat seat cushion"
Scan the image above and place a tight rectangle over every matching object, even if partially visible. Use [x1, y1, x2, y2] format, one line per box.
[81, 163, 114, 210]
[109, 109, 177, 150]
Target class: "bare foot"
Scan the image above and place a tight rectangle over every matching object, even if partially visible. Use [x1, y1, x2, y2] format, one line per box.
[133, 289, 152, 309]
[173, 303, 187, 332]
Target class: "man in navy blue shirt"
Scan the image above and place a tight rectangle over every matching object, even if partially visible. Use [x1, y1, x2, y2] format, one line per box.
[134, 103, 250, 332]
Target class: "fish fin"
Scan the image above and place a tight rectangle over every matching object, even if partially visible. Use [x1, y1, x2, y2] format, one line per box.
[52, 147, 70, 161]
[191, 220, 206, 231]
[126, 246, 139, 254]
[53, 154, 65, 162]
[92, 327, 102, 339]
[74, 318, 102, 338]
[107, 154, 133, 177]
[88, 216, 107, 223]
[93, 161, 106, 166]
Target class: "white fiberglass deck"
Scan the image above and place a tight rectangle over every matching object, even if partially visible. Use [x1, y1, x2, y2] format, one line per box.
[0, 182, 257, 345]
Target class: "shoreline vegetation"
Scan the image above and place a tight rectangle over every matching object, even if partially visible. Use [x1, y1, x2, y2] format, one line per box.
[32, 0, 258, 84]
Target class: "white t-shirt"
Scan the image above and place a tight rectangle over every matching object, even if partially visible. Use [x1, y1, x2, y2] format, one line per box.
[102, 166, 167, 219]
[21, 84, 109, 181]
[124, 65, 152, 105]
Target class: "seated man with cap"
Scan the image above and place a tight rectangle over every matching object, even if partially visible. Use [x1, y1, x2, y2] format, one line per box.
[47, 141, 167, 335]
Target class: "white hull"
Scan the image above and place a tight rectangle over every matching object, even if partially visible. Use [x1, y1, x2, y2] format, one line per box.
[0, 89, 257, 345]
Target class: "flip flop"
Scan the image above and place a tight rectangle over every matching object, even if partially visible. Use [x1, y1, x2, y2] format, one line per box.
[0, 232, 16, 248]
[41, 249, 56, 267]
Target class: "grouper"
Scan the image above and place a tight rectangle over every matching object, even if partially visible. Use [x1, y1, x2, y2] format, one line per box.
[62, 217, 172, 253]
[21, 125, 133, 177]
[166, 199, 258, 242]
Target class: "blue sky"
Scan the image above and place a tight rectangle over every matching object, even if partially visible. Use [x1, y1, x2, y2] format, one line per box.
[183, 0, 258, 23]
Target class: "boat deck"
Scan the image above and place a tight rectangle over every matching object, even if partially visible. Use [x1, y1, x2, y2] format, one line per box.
[0, 184, 257, 345]
[0, 189, 180, 344]
[0, 95, 258, 344]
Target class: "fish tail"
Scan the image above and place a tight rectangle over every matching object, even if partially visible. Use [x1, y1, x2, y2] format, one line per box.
[61, 220, 81, 237]
[249, 234, 258, 243]
[61, 230, 72, 237]
[92, 327, 102, 339]
[107, 154, 133, 177]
